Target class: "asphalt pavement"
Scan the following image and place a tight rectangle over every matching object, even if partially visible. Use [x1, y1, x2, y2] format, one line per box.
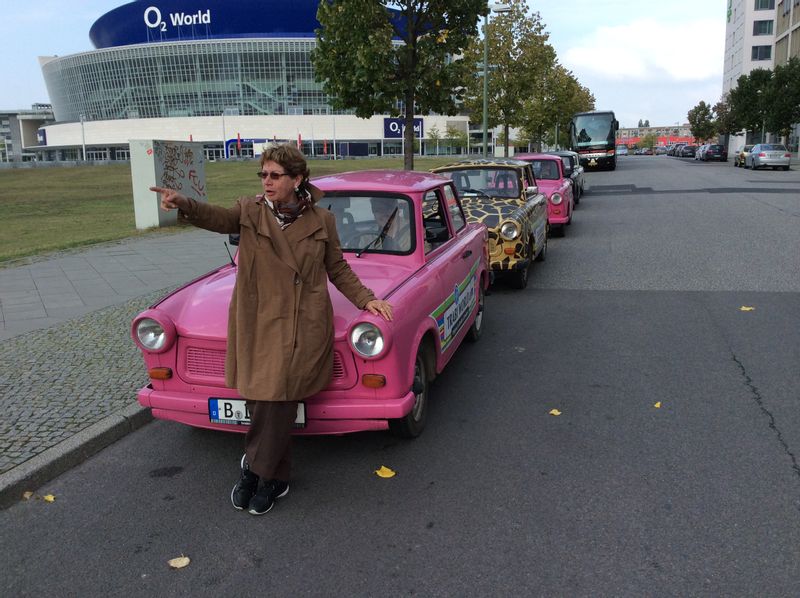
[0, 228, 234, 508]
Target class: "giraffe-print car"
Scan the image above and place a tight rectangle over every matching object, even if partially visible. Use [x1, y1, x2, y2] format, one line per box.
[432, 159, 547, 289]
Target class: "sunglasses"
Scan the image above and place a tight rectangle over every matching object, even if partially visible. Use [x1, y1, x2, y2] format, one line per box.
[257, 170, 292, 180]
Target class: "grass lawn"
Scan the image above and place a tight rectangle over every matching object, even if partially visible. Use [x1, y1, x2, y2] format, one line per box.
[0, 156, 459, 264]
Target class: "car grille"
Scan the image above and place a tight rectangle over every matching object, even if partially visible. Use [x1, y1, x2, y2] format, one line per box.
[183, 346, 348, 383]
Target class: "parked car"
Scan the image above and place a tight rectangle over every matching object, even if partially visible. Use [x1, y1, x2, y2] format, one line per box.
[679, 145, 697, 158]
[132, 170, 490, 438]
[654, 146, 668, 155]
[695, 144, 708, 160]
[701, 144, 727, 162]
[670, 143, 687, 156]
[545, 150, 585, 205]
[431, 159, 547, 289]
[642, 147, 654, 155]
[616, 145, 629, 156]
[747, 143, 792, 170]
[515, 153, 574, 237]
[734, 145, 754, 167]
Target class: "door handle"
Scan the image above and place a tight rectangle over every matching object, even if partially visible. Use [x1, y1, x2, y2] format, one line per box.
[461, 250, 472, 259]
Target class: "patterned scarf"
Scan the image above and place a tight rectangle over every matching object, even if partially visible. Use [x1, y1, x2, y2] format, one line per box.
[264, 186, 314, 230]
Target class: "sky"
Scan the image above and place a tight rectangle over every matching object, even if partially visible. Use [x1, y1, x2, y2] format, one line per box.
[0, 0, 726, 129]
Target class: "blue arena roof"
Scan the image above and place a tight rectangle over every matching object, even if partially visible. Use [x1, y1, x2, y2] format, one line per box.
[89, 0, 323, 48]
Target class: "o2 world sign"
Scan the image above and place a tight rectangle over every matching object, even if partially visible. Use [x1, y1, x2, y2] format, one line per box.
[144, 6, 213, 32]
[383, 118, 423, 139]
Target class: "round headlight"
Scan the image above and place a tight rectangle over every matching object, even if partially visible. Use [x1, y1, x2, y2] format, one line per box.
[500, 221, 520, 241]
[136, 318, 166, 351]
[350, 323, 385, 358]
[550, 193, 563, 205]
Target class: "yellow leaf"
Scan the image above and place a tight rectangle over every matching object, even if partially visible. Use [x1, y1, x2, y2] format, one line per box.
[654, 402, 662, 409]
[374, 465, 396, 478]
[42, 494, 56, 503]
[22, 491, 34, 500]
[739, 306, 755, 312]
[549, 409, 562, 416]
[168, 556, 191, 569]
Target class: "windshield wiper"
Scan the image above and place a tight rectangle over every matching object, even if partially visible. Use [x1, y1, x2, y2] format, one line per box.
[356, 207, 398, 258]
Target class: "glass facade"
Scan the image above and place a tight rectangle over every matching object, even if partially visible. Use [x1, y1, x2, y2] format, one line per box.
[42, 39, 353, 123]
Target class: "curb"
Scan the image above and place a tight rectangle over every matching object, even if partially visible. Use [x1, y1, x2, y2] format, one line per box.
[0, 403, 153, 510]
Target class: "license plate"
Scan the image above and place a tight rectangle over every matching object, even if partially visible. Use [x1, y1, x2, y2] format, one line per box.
[209, 399, 306, 428]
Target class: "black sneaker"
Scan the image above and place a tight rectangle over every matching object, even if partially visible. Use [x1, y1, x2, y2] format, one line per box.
[248, 479, 289, 515]
[230, 453, 259, 510]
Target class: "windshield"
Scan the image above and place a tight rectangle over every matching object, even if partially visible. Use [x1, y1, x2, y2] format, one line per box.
[529, 160, 560, 180]
[573, 113, 615, 147]
[441, 168, 521, 199]
[325, 194, 414, 254]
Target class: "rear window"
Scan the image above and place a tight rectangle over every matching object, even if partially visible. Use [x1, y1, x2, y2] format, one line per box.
[709, 145, 724, 150]
[761, 144, 787, 151]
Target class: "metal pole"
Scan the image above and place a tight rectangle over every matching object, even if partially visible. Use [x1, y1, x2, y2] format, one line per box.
[80, 114, 86, 162]
[482, 13, 489, 158]
[221, 112, 227, 159]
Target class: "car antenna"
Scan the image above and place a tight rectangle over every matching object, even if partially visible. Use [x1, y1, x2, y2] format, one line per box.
[223, 241, 236, 267]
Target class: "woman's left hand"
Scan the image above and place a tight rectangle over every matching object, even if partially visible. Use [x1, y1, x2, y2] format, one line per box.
[365, 299, 393, 321]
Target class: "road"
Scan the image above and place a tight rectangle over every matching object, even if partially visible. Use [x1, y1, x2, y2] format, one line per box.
[3, 155, 800, 596]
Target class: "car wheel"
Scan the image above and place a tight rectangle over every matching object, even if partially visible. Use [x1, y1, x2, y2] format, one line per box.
[510, 246, 530, 290]
[783, 166, 790, 171]
[466, 284, 485, 342]
[389, 347, 429, 438]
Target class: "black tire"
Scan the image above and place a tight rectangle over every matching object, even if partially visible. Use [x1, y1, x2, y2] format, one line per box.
[466, 285, 485, 342]
[510, 248, 530, 289]
[389, 347, 429, 438]
[783, 166, 790, 171]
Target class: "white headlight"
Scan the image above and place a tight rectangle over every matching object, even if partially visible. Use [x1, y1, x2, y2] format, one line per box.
[550, 193, 563, 205]
[350, 323, 385, 357]
[500, 221, 520, 240]
[136, 318, 166, 351]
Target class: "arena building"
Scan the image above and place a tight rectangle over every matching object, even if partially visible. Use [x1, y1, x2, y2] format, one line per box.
[33, 0, 476, 162]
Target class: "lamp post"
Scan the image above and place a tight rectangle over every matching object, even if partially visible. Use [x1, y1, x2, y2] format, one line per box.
[482, 3, 511, 158]
[79, 114, 86, 162]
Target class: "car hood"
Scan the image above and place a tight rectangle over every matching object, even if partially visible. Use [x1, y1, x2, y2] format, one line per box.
[154, 260, 415, 340]
[535, 179, 563, 197]
[460, 195, 523, 228]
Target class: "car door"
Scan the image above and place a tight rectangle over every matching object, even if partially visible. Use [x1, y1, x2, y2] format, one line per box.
[520, 165, 547, 251]
[422, 187, 477, 359]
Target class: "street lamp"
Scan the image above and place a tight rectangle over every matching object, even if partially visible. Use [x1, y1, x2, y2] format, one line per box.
[482, 3, 511, 158]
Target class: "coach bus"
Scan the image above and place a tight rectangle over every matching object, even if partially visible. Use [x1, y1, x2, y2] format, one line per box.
[570, 111, 619, 170]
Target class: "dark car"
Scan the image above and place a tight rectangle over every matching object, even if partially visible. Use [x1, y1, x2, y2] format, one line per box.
[545, 150, 585, 205]
[679, 145, 697, 158]
[702, 144, 727, 162]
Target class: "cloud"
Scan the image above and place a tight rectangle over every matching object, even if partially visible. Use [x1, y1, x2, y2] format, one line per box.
[562, 17, 725, 83]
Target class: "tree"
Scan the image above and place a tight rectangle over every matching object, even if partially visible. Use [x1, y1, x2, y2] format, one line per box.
[644, 119, 650, 127]
[687, 101, 716, 142]
[460, 0, 555, 156]
[728, 68, 772, 138]
[712, 93, 736, 137]
[313, 0, 485, 169]
[637, 119, 643, 128]
[640, 132, 658, 149]
[766, 57, 800, 141]
[445, 123, 468, 154]
[427, 124, 442, 155]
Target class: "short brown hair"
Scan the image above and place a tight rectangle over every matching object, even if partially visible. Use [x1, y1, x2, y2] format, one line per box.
[260, 144, 309, 180]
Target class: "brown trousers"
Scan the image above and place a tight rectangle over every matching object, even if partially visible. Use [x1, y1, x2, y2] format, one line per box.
[245, 401, 298, 482]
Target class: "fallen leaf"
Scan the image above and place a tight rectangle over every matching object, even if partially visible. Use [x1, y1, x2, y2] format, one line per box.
[168, 556, 191, 569]
[654, 402, 662, 409]
[375, 465, 396, 478]
[42, 494, 56, 503]
[22, 491, 34, 500]
[549, 409, 562, 416]
[739, 306, 755, 312]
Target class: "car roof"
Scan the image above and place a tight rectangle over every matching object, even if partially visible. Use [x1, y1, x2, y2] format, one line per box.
[312, 169, 450, 194]
[433, 158, 530, 169]
[515, 153, 561, 161]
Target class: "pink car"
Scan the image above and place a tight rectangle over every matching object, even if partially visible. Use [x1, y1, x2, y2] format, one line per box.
[516, 153, 574, 237]
[132, 170, 489, 438]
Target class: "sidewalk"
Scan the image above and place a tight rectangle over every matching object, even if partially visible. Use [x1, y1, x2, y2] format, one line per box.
[0, 228, 234, 508]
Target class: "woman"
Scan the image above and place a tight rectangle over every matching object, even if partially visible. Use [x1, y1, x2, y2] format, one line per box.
[151, 144, 392, 515]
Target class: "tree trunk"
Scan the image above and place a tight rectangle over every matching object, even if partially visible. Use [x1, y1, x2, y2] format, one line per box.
[504, 123, 510, 157]
[403, 93, 415, 170]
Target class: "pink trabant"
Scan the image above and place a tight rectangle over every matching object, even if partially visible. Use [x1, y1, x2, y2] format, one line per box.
[515, 153, 574, 237]
[132, 170, 489, 438]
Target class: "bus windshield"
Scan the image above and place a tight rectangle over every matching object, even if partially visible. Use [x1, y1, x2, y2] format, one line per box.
[572, 113, 616, 148]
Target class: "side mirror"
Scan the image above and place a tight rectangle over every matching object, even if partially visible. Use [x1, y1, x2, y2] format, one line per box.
[228, 233, 240, 246]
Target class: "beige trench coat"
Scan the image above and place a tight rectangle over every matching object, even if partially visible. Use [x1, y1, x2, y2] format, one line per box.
[179, 195, 376, 402]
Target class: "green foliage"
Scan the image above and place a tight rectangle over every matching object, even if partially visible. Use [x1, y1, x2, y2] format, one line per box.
[313, 0, 484, 169]
[766, 58, 800, 139]
[712, 94, 735, 135]
[687, 101, 716, 142]
[728, 68, 772, 134]
[639, 132, 658, 149]
[460, 0, 558, 154]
